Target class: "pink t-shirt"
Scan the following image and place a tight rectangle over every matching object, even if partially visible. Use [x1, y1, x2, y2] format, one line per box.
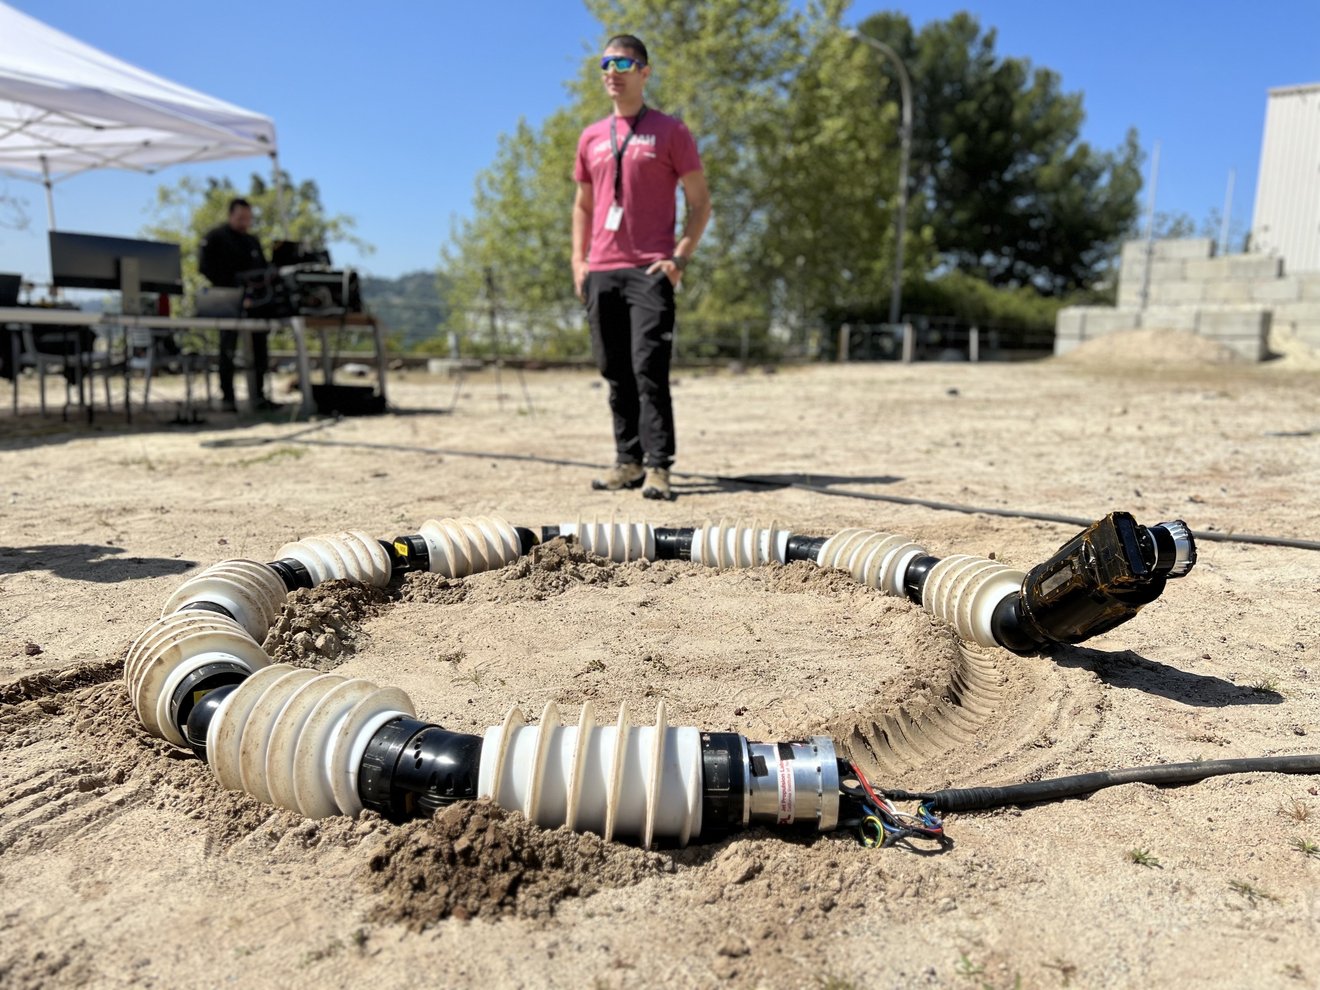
[574, 108, 702, 271]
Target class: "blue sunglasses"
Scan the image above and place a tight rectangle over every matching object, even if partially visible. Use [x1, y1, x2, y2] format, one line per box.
[600, 55, 646, 73]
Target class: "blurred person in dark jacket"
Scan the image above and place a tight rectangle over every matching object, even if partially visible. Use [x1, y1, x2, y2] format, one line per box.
[200, 198, 277, 411]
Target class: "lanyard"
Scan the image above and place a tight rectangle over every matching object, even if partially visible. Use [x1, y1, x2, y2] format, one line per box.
[609, 105, 647, 206]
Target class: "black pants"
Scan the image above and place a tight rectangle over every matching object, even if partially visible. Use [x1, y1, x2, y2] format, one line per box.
[585, 266, 676, 468]
[219, 329, 269, 402]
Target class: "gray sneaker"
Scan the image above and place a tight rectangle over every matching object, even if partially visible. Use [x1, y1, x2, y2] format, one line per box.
[642, 467, 672, 501]
[592, 461, 645, 491]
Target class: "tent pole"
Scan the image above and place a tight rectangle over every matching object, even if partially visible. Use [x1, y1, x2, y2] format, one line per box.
[270, 150, 287, 239]
[40, 154, 56, 229]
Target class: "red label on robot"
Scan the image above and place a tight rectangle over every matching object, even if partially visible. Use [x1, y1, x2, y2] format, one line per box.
[777, 758, 795, 824]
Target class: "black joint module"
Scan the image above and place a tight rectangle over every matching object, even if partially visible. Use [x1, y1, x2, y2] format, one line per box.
[903, 555, 940, 603]
[700, 732, 747, 836]
[358, 717, 483, 822]
[990, 593, 1045, 655]
[176, 668, 247, 759]
[785, 535, 828, 563]
[653, 528, 694, 560]
[515, 527, 539, 555]
[267, 558, 314, 591]
[380, 539, 408, 577]
[540, 525, 562, 542]
[391, 535, 430, 573]
[176, 600, 236, 622]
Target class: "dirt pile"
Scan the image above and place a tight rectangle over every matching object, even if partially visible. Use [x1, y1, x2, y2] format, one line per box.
[263, 580, 391, 668]
[1058, 328, 1242, 366]
[361, 799, 668, 926]
[497, 536, 625, 599]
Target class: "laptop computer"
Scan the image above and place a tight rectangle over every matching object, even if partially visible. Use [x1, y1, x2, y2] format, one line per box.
[195, 286, 244, 317]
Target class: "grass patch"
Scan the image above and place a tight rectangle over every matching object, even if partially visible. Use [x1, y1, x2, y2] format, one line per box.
[1290, 837, 1319, 859]
[1281, 798, 1311, 823]
[1228, 879, 1277, 906]
[1127, 848, 1162, 868]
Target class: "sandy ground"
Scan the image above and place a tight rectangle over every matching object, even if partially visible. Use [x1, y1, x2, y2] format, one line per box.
[2, 334, 1319, 989]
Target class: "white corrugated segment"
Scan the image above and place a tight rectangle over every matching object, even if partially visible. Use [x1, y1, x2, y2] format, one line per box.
[560, 518, 655, 562]
[124, 611, 270, 745]
[1252, 83, 1320, 274]
[419, 515, 521, 577]
[276, 531, 392, 587]
[817, 528, 925, 597]
[162, 559, 288, 641]
[691, 519, 790, 569]
[921, 555, 1025, 647]
[478, 702, 703, 848]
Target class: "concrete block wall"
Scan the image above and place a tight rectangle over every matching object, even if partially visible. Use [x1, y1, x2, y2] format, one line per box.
[1061, 237, 1319, 359]
[1055, 304, 1271, 360]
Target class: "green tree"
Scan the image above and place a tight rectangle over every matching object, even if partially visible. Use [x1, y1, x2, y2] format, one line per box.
[445, 1, 1142, 351]
[143, 171, 370, 306]
[757, 3, 939, 326]
[854, 10, 1142, 295]
[0, 185, 26, 231]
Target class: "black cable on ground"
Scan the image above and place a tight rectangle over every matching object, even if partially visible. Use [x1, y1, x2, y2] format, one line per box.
[684, 471, 1320, 553]
[198, 417, 342, 449]
[195, 429, 1320, 553]
[884, 754, 1320, 813]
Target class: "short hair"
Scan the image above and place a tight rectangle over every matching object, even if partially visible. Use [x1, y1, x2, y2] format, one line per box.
[228, 197, 252, 215]
[604, 34, 648, 64]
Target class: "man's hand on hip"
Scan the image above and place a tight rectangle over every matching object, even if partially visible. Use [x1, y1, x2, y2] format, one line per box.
[646, 258, 683, 287]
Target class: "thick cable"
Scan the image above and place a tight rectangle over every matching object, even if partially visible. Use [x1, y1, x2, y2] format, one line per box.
[885, 754, 1320, 813]
[271, 438, 1320, 554]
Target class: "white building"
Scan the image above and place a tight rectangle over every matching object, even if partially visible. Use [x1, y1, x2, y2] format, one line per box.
[1251, 82, 1320, 273]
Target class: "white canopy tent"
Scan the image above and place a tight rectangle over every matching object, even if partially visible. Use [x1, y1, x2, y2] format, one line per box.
[0, 0, 278, 229]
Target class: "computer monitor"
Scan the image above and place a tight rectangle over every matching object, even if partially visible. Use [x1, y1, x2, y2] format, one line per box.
[49, 231, 183, 295]
[0, 273, 20, 307]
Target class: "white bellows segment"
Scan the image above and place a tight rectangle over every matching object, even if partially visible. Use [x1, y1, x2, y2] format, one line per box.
[275, 530, 393, 587]
[125, 611, 270, 746]
[817, 528, 926, 597]
[921, 555, 1026, 647]
[418, 515, 521, 577]
[479, 701, 703, 849]
[205, 663, 416, 818]
[161, 559, 288, 640]
[691, 518, 790, 568]
[558, 518, 655, 562]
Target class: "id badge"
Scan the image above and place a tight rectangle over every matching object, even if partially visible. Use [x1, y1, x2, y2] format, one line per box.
[604, 204, 624, 232]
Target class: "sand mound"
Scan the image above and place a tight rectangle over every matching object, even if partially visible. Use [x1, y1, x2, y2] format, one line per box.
[1266, 324, 1320, 370]
[1058, 328, 1242, 366]
[361, 799, 668, 926]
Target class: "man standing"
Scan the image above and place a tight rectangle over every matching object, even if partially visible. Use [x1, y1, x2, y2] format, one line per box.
[573, 34, 711, 501]
[199, 197, 276, 412]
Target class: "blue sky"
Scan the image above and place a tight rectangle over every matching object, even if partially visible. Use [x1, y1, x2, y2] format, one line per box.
[1, 1, 1317, 284]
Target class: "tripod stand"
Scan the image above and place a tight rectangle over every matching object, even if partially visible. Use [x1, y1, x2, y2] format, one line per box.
[445, 267, 534, 415]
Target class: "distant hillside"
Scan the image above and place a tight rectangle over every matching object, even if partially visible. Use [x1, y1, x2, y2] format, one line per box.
[359, 270, 450, 347]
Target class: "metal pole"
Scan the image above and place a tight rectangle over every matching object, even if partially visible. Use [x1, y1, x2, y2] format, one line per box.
[1139, 140, 1160, 309]
[484, 267, 504, 411]
[270, 151, 287, 239]
[848, 29, 912, 327]
[1219, 168, 1235, 256]
[40, 154, 56, 229]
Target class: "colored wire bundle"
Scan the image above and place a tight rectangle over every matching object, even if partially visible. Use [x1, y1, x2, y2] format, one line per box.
[842, 759, 946, 849]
